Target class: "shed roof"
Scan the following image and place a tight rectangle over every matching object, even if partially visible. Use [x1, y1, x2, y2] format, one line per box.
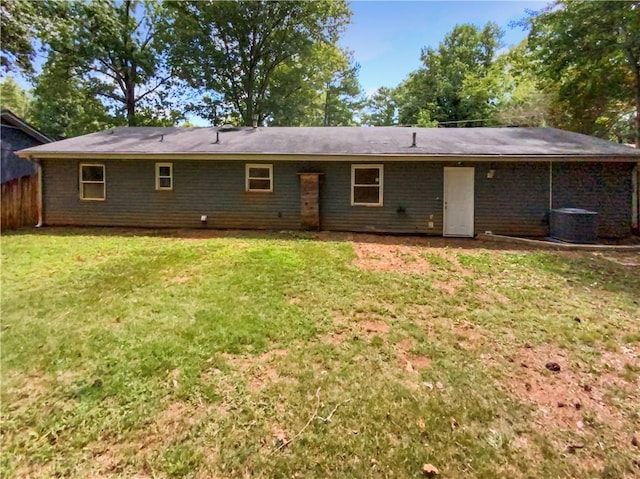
[17, 126, 640, 160]
[1, 109, 53, 144]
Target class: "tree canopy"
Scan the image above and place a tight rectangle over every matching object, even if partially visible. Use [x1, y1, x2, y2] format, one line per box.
[165, 0, 352, 126]
[0, 0, 43, 74]
[38, 0, 179, 127]
[393, 23, 504, 127]
[525, 0, 640, 145]
[4, 0, 638, 145]
[0, 76, 31, 117]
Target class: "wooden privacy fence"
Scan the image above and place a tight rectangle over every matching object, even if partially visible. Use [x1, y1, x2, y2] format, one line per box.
[1, 174, 38, 230]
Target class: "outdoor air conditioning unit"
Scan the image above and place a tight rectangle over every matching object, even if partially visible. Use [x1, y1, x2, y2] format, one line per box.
[550, 208, 599, 244]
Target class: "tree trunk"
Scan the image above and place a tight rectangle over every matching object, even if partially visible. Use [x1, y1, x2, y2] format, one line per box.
[126, 80, 136, 126]
[635, 74, 640, 148]
[324, 87, 330, 126]
[624, 47, 640, 148]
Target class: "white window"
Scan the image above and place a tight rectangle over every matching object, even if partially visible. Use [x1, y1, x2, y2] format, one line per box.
[79, 164, 105, 201]
[351, 164, 383, 206]
[245, 164, 273, 192]
[155, 162, 173, 190]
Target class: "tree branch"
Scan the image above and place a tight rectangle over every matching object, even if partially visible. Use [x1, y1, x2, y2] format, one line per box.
[135, 75, 171, 102]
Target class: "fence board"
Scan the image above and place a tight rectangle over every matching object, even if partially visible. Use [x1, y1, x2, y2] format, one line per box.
[1, 174, 38, 230]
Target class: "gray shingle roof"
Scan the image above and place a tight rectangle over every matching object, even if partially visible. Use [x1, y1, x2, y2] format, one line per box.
[17, 126, 640, 158]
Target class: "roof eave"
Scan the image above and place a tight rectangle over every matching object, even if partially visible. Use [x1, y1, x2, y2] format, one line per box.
[1, 110, 53, 144]
[15, 151, 640, 162]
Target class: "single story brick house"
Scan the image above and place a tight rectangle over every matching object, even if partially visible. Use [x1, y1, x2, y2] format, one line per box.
[16, 126, 640, 238]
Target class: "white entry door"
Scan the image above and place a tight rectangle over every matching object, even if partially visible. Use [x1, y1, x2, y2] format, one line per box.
[443, 167, 475, 237]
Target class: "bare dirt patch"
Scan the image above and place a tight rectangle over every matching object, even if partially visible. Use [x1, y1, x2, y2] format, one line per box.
[401, 354, 432, 373]
[169, 275, 192, 284]
[352, 242, 431, 274]
[396, 337, 417, 353]
[321, 330, 350, 345]
[222, 349, 290, 393]
[452, 321, 487, 350]
[474, 280, 511, 305]
[247, 366, 281, 393]
[4, 370, 79, 417]
[433, 278, 464, 296]
[597, 252, 640, 268]
[501, 344, 638, 433]
[395, 337, 431, 373]
[321, 310, 392, 345]
[6, 374, 48, 411]
[89, 400, 210, 476]
[350, 236, 486, 276]
[361, 320, 390, 334]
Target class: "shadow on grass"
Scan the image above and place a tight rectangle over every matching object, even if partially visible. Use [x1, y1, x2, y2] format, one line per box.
[533, 253, 640, 300]
[5, 225, 639, 301]
[4, 225, 551, 252]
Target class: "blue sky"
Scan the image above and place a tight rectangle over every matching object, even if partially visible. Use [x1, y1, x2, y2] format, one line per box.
[9, 0, 547, 123]
[341, 0, 547, 96]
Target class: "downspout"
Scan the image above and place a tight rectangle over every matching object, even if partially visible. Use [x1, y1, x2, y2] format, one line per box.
[633, 162, 639, 234]
[548, 161, 553, 237]
[549, 161, 553, 210]
[35, 158, 43, 227]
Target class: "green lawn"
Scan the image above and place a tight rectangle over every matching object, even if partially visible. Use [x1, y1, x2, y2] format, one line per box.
[1, 229, 639, 478]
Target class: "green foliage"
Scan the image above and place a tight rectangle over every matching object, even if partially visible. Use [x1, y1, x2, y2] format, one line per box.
[320, 53, 363, 126]
[0, 76, 31, 118]
[485, 41, 551, 127]
[396, 23, 504, 127]
[1, 231, 639, 477]
[416, 110, 438, 128]
[165, 0, 352, 126]
[361, 87, 397, 126]
[267, 43, 363, 126]
[526, 0, 640, 144]
[0, 0, 43, 73]
[29, 59, 120, 139]
[37, 0, 180, 127]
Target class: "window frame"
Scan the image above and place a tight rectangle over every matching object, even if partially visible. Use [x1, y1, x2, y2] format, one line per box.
[155, 162, 173, 191]
[351, 164, 384, 207]
[245, 163, 273, 193]
[79, 163, 106, 201]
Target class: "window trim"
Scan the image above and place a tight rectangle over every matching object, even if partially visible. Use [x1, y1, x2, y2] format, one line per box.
[351, 164, 383, 207]
[245, 163, 273, 193]
[79, 163, 106, 201]
[155, 162, 173, 191]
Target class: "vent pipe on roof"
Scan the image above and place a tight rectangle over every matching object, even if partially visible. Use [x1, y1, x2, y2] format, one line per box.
[214, 130, 220, 144]
[160, 134, 164, 142]
[411, 132, 417, 147]
[252, 113, 259, 129]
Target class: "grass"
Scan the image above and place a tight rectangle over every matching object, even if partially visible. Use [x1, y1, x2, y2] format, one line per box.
[1, 228, 639, 478]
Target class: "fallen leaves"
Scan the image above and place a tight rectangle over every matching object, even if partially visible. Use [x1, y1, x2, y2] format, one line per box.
[271, 425, 289, 448]
[422, 463, 439, 476]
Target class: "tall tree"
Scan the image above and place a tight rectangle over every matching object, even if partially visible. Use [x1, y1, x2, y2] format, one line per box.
[395, 23, 504, 126]
[266, 43, 362, 126]
[0, 0, 42, 73]
[526, 0, 640, 145]
[29, 59, 119, 139]
[40, 0, 177, 126]
[166, 0, 351, 126]
[322, 57, 362, 126]
[361, 87, 397, 126]
[470, 41, 551, 127]
[0, 76, 31, 118]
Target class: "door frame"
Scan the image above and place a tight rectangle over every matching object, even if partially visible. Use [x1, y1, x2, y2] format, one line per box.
[443, 167, 475, 237]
